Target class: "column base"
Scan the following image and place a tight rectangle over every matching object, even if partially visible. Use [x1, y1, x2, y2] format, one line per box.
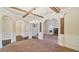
[38, 32, 43, 40]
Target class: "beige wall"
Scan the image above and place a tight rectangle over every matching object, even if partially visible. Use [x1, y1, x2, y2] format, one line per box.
[65, 8, 79, 35]
[63, 8, 79, 51]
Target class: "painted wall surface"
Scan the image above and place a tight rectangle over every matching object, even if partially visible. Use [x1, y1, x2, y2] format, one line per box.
[64, 8, 79, 51]
[43, 19, 58, 34]
[0, 15, 2, 48]
[2, 16, 13, 40]
[0, 8, 17, 44]
[22, 22, 29, 37]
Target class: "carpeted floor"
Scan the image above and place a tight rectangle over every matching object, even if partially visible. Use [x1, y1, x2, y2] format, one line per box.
[0, 34, 77, 52]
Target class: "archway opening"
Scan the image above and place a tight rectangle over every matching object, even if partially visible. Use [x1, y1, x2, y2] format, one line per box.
[2, 15, 13, 46]
[43, 18, 58, 44]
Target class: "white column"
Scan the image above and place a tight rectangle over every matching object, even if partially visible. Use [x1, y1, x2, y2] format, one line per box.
[12, 21, 16, 43]
[0, 16, 2, 48]
[38, 22, 43, 40]
[29, 23, 32, 39]
[22, 22, 27, 37]
[21, 22, 25, 37]
[11, 33, 16, 43]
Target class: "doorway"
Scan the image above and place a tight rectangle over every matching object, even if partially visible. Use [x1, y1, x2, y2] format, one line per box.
[1, 15, 13, 46]
[31, 21, 39, 39]
[43, 18, 58, 44]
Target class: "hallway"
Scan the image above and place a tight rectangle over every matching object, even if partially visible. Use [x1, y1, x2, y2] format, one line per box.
[0, 35, 77, 52]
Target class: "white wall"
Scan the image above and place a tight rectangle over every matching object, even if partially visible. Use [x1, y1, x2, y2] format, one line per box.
[2, 16, 13, 40]
[58, 8, 79, 51]
[0, 15, 2, 48]
[0, 8, 17, 43]
[22, 22, 29, 37]
[64, 8, 79, 51]
[43, 19, 58, 34]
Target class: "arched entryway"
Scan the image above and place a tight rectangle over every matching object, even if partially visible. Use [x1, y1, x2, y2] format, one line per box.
[1, 15, 16, 46]
[15, 20, 25, 41]
[29, 19, 39, 39]
[43, 18, 58, 44]
[31, 23, 39, 39]
[44, 18, 58, 35]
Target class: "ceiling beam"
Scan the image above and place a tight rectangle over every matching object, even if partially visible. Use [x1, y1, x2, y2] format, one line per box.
[10, 7, 44, 18]
[49, 7, 60, 13]
[55, 7, 61, 12]
[10, 7, 28, 13]
[32, 13, 44, 18]
[23, 7, 37, 18]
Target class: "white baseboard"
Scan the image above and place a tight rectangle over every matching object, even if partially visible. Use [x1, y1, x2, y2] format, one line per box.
[58, 34, 79, 51]
[0, 33, 2, 48]
[64, 35, 79, 51]
[38, 32, 43, 40]
[58, 34, 64, 46]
